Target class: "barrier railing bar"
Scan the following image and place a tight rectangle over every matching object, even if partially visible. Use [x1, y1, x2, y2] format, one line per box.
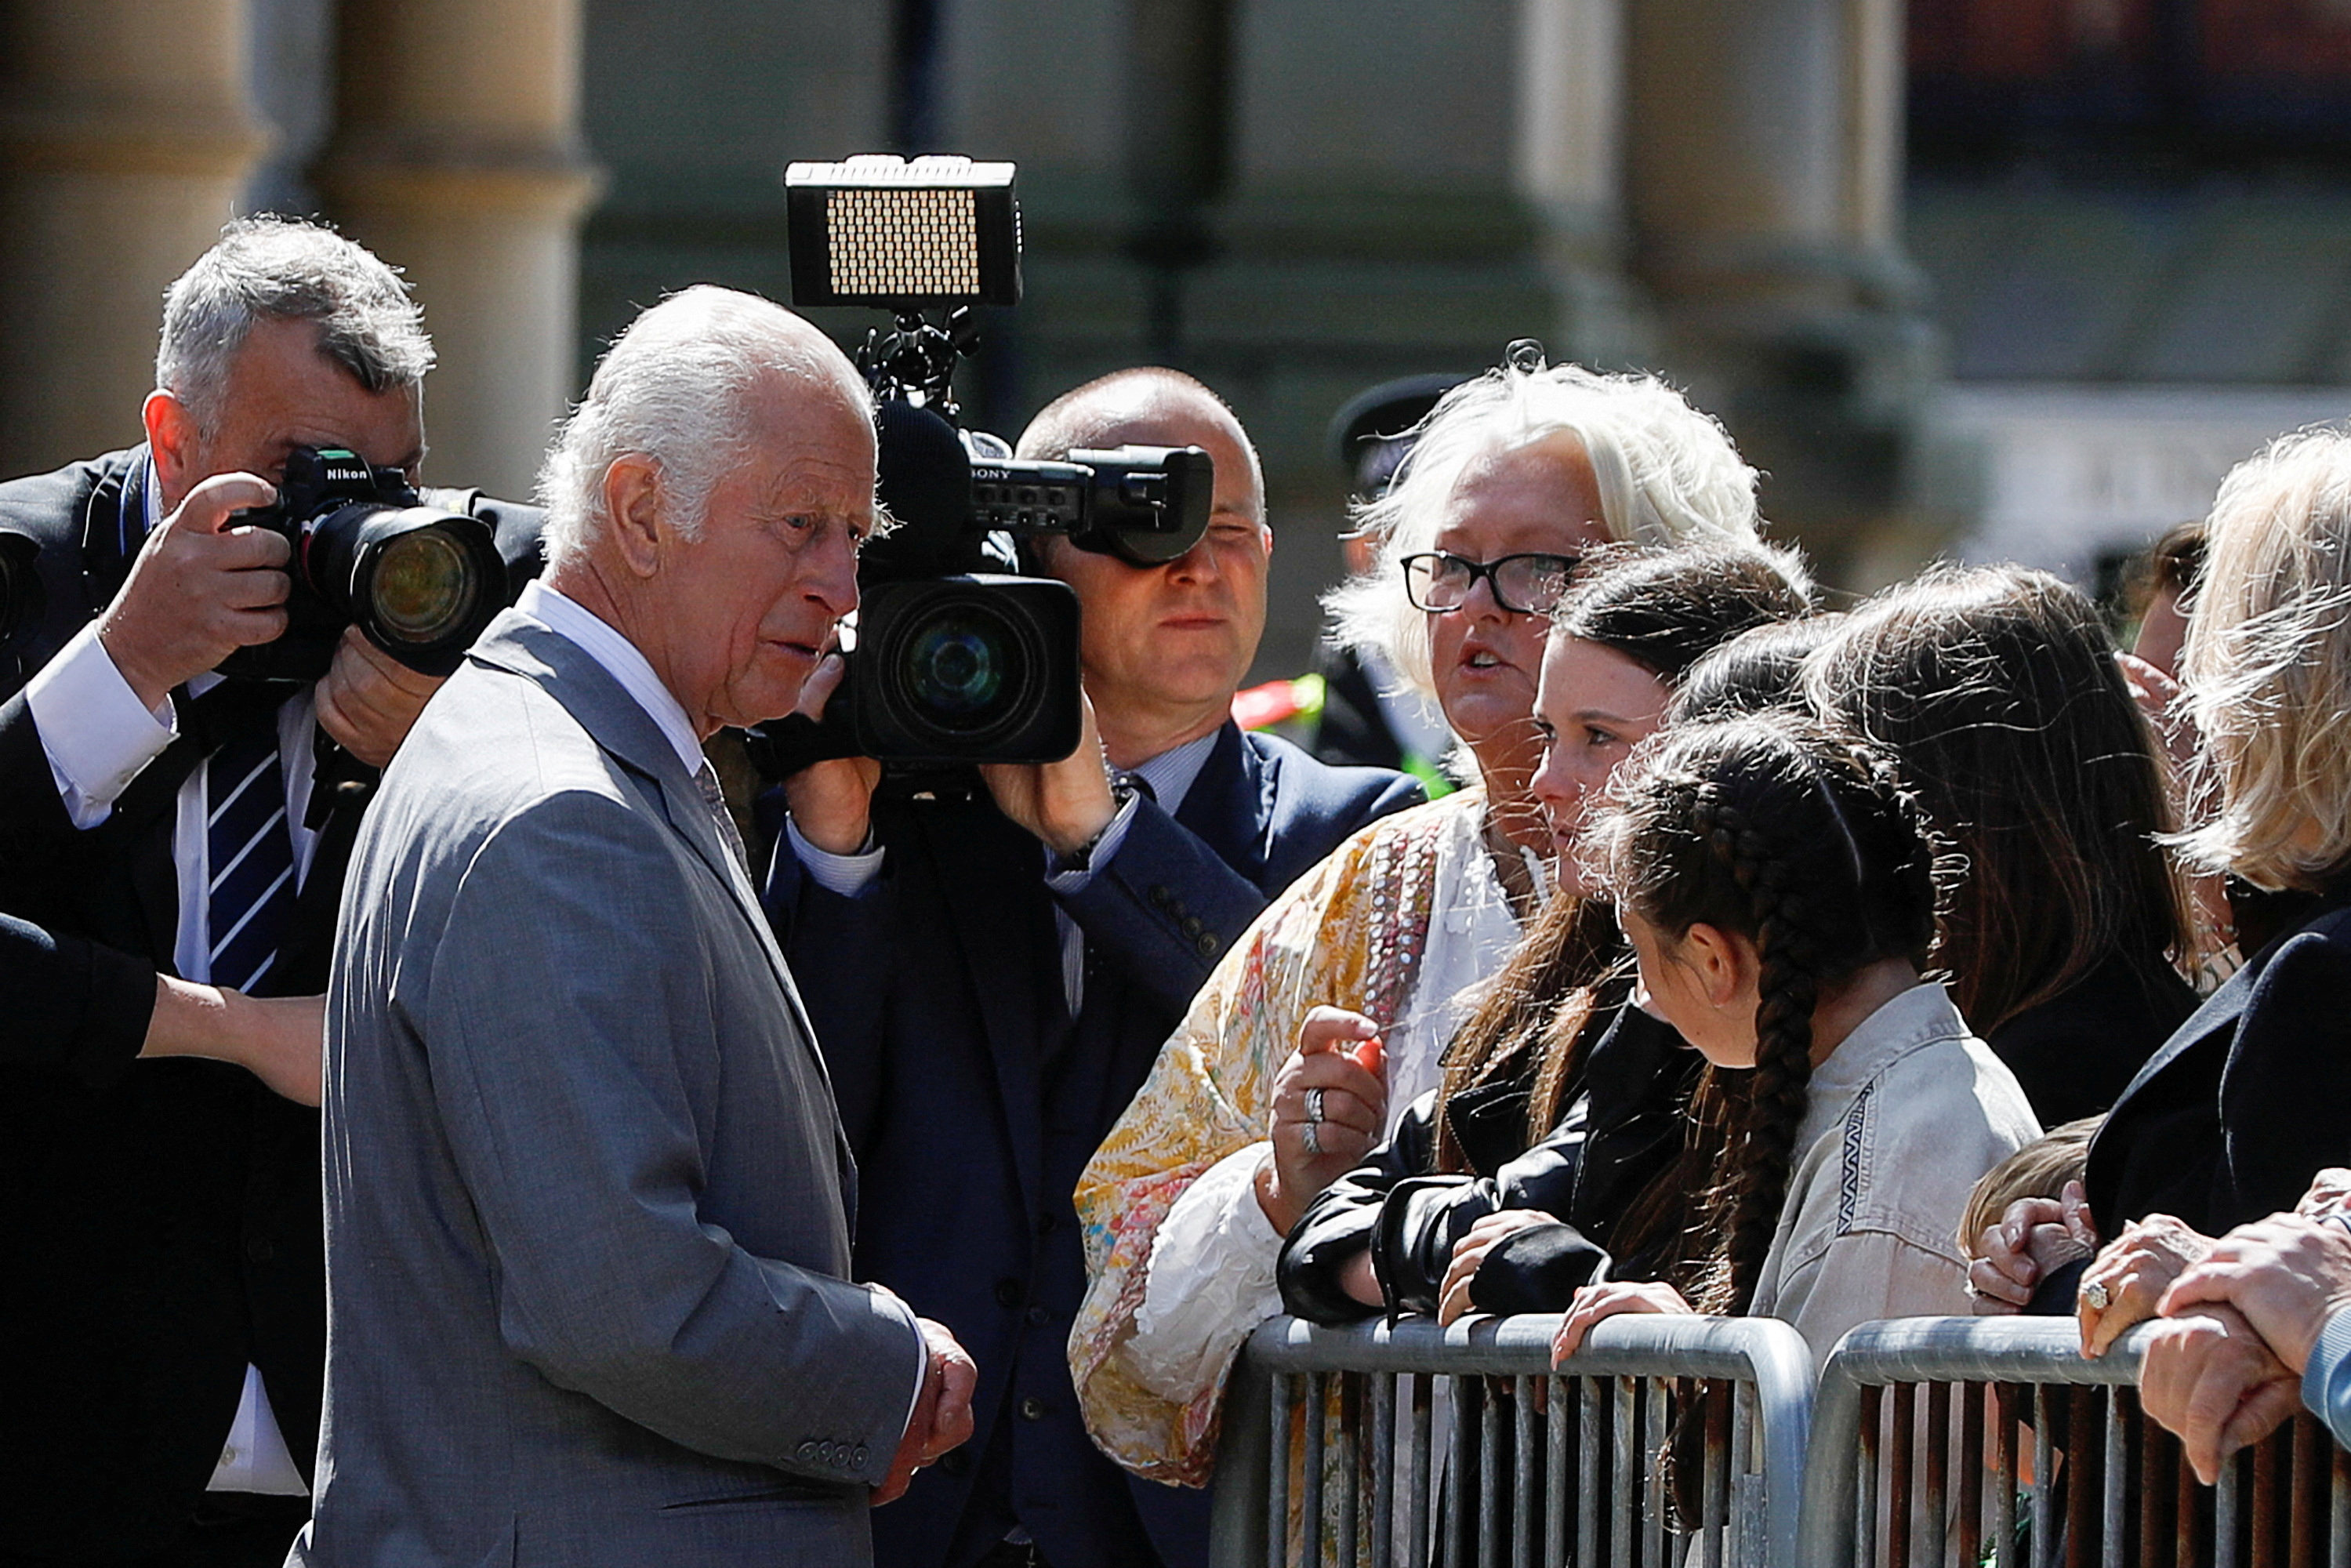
[1369, 1372, 1394, 1568]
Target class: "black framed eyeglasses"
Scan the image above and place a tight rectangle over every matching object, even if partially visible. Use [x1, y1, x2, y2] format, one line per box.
[1400, 551, 1578, 615]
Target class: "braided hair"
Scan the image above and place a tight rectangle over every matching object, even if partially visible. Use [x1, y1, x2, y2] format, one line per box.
[1587, 711, 1939, 1313]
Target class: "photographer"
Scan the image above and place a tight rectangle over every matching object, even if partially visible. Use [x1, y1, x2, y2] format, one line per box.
[767, 368, 1421, 1568]
[0, 216, 526, 1568]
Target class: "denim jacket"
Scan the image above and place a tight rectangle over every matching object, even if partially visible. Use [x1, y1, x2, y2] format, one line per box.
[1750, 981, 2043, 1362]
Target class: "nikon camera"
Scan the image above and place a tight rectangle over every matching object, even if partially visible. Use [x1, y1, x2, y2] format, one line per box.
[756, 154, 1213, 771]
[218, 445, 514, 684]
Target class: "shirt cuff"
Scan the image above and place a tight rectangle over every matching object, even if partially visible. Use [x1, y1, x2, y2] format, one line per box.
[2302, 1306, 2351, 1422]
[902, 1318, 930, 1448]
[786, 817, 884, 897]
[24, 622, 176, 829]
[1043, 790, 1141, 894]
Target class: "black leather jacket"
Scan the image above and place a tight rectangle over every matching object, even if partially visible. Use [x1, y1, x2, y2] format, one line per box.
[1279, 1004, 1699, 1323]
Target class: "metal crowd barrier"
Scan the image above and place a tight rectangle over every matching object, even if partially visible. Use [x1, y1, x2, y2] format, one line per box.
[1799, 1316, 2351, 1568]
[1207, 1313, 1814, 1568]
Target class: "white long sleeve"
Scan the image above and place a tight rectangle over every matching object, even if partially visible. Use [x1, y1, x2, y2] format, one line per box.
[1127, 1142, 1286, 1402]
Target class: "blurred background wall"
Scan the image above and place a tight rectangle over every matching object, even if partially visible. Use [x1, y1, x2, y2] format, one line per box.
[3, 0, 2347, 679]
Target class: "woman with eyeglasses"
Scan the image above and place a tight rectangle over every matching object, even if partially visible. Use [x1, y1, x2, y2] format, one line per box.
[1068, 345, 1768, 1489]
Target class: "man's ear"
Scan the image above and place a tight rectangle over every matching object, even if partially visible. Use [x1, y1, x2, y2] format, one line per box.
[602, 455, 666, 578]
[143, 390, 198, 509]
[1680, 921, 1761, 1011]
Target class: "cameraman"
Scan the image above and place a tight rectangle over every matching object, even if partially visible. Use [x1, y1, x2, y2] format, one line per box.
[769, 368, 1422, 1568]
[0, 216, 504, 1568]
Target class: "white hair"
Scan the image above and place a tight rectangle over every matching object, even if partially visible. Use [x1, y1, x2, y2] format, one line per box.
[157, 216, 432, 435]
[1322, 353, 1763, 699]
[537, 285, 869, 568]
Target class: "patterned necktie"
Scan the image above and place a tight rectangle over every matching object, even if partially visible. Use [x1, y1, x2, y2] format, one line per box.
[206, 724, 298, 994]
[697, 761, 749, 875]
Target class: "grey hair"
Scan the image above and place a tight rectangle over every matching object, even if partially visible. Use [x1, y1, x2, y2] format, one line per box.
[538, 285, 870, 568]
[156, 216, 433, 434]
[1322, 352, 1763, 699]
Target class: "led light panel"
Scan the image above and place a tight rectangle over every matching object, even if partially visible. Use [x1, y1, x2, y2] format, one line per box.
[785, 154, 1022, 307]
[825, 188, 981, 299]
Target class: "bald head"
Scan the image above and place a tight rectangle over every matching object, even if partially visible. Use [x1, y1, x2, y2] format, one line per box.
[1015, 367, 1264, 524]
[539, 285, 869, 566]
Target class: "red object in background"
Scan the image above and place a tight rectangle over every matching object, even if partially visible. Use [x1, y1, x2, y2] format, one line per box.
[1232, 678, 1305, 732]
[1910, 0, 2156, 79]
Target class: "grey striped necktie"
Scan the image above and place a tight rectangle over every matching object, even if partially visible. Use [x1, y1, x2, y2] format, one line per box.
[696, 761, 749, 874]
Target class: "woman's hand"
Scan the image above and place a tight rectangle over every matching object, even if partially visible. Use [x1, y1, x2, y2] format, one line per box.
[1438, 1210, 1555, 1326]
[1551, 1281, 1693, 1363]
[1968, 1181, 2099, 1312]
[1254, 1007, 1388, 1236]
[2079, 1212, 2216, 1358]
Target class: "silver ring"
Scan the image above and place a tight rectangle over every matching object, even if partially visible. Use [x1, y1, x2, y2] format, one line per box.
[1305, 1087, 1326, 1124]
[2082, 1279, 2111, 1311]
[1301, 1120, 1322, 1157]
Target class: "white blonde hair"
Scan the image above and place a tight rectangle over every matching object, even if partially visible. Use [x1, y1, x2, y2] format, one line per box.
[2172, 425, 2351, 890]
[538, 285, 868, 568]
[1322, 353, 1762, 698]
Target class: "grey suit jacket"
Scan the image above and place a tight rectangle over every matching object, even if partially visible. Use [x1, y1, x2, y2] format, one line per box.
[295, 611, 922, 1568]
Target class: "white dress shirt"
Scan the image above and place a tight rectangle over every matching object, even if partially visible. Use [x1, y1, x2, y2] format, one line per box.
[20, 459, 315, 1496]
[516, 580, 931, 1439]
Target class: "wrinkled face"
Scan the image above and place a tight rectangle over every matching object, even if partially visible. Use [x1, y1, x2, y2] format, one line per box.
[158, 314, 426, 506]
[1424, 433, 1612, 761]
[661, 371, 876, 732]
[1620, 905, 1760, 1068]
[1529, 636, 1670, 897]
[1034, 399, 1269, 723]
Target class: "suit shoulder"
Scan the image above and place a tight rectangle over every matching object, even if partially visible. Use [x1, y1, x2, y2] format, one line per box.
[0, 448, 136, 545]
[1243, 728, 1424, 826]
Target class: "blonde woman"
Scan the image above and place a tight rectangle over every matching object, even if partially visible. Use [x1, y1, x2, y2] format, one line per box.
[1068, 347, 1767, 1485]
[1972, 426, 2351, 1348]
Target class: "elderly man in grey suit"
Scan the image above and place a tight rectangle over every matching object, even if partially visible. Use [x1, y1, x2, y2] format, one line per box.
[293, 286, 975, 1567]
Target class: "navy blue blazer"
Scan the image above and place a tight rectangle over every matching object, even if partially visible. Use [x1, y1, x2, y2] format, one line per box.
[2086, 895, 2351, 1238]
[765, 724, 1418, 1568]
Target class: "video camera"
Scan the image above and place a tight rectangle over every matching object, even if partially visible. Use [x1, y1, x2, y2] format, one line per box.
[756, 154, 1213, 769]
[216, 445, 512, 684]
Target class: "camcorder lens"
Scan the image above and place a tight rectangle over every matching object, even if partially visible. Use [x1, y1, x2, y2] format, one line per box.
[898, 603, 1030, 734]
[370, 528, 481, 644]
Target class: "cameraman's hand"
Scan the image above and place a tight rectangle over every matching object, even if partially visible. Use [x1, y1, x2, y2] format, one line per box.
[98, 473, 290, 711]
[783, 652, 881, 855]
[979, 692, 1117, 858]
[315, 626, 446, 769]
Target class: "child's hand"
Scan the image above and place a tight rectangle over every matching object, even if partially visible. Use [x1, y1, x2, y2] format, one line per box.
[1550, 1280, 1693, 1363]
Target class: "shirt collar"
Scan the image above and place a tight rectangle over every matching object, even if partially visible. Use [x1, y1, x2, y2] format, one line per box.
[1126, 727, 1221, 818]
[1805, 979, 1972, 1104]
[516, 579, 707, 779]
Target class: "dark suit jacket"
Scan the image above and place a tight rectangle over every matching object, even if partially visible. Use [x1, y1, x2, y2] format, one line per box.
[2086, 894, 2351, 1238]
[0, 909, 154, 1087]
[765, 724, 1418, 1568]
[0, 447, 542, 1559]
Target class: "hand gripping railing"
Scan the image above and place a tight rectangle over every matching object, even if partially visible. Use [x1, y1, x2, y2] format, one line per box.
[1799, 1316, 2351, 1568]
[1209, 1313, 1813, 1568]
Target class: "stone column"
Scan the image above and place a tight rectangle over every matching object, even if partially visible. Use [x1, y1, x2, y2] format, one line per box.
[317, 0, 600, 499]
[1621, 0, 1934, 574]
[1514, 0, 1646, 365]
[0, 0, 268, 476]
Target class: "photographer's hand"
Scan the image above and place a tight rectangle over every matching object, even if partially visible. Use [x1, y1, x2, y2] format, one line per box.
[783, 652, 881, 855]
[979, 692, 1117, 858]
[98, 473, 290, 711]
[315, 626, 446, 768]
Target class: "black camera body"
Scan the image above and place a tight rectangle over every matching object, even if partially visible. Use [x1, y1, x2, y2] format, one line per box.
[218, 446, 510, 684]
[759, 155, 1215, 772]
